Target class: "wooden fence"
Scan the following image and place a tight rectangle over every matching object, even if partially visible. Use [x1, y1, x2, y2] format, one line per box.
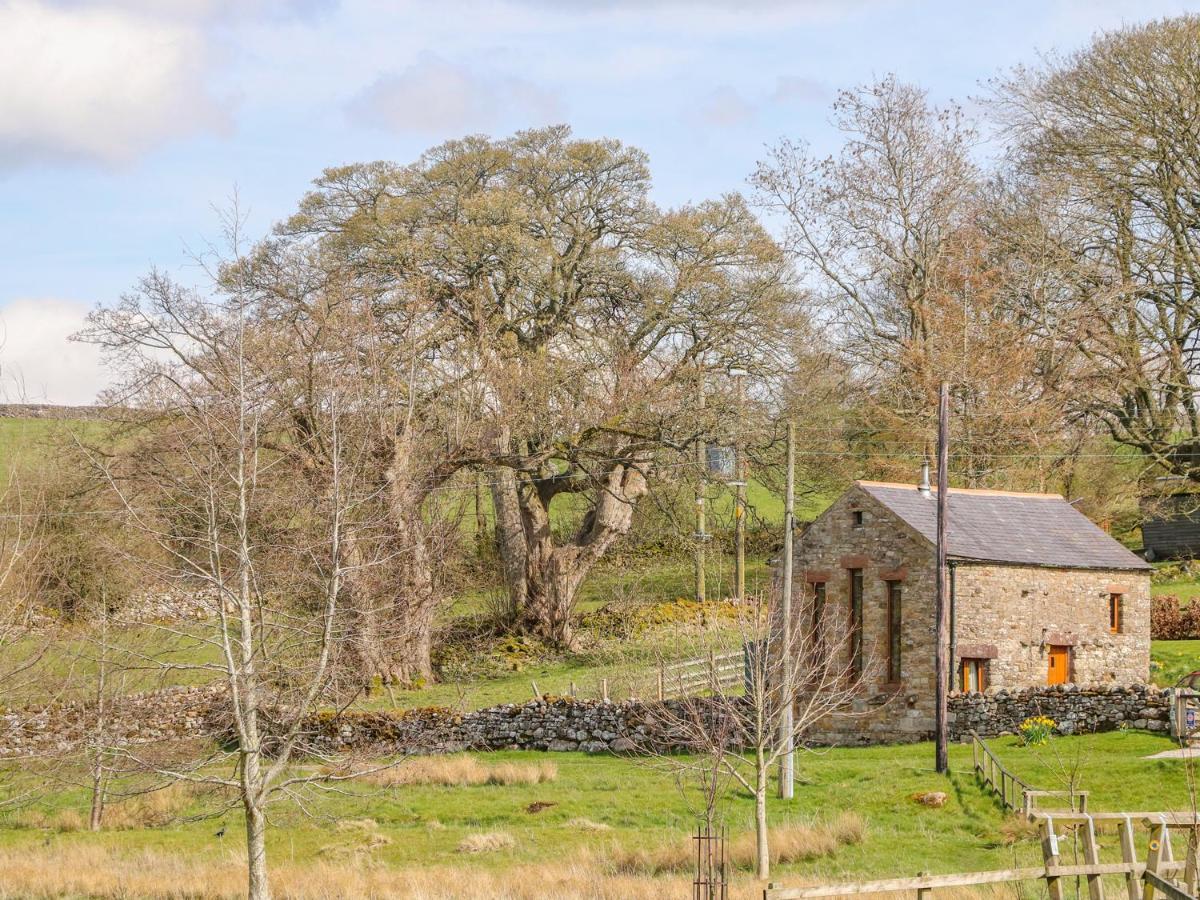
[658, 649, 744, 700]
[970, 730, 1088, 817]
[764, 812, 1200, 900]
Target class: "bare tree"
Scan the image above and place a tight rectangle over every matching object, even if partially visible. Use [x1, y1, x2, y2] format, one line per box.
[991, 16, 1200, 482]
[81, 218, 397, 900]
[0, 475, 53, 811]
[644, 593, 874, 880]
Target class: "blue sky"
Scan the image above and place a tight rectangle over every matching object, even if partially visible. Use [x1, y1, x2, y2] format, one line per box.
[2, 0, 1198, 403]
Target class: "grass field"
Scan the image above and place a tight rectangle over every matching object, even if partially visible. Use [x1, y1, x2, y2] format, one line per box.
[0, 730, 1190, 899]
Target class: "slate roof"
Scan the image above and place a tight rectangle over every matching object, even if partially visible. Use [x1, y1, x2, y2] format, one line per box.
[855, 481, 1151, 572]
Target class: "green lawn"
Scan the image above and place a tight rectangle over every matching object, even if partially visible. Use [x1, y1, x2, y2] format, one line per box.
[1151, 640, 1200, 686]
[0, 731, 1188, 882]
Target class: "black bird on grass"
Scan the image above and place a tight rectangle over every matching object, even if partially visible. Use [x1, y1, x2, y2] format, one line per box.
[215, 824, 226, 839]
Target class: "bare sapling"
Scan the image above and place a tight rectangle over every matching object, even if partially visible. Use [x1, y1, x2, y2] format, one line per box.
[644, 589, 876, 879]
[80, 212, 401, 900]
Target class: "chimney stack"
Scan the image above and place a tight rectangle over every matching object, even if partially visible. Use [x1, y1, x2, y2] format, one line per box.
[919, 456, 932, 499]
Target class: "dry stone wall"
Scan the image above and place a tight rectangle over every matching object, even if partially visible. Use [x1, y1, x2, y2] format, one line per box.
[948, 683, 1168, 740]
[0, 683, 1173, 758]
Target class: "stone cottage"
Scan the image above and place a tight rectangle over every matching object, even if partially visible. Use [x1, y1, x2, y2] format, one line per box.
[787, 480, 1152, 743]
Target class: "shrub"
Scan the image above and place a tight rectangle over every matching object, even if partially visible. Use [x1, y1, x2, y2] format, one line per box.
[1018, 715, 1056, 747]
[1152, 595, 1200, 640]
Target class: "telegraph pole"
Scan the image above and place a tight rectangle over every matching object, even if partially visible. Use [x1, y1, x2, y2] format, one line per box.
[778, 420, 796, 798]
[733, 368, 747, 602]
[934, 381, 950, 775]
[695, 374, 707, 604]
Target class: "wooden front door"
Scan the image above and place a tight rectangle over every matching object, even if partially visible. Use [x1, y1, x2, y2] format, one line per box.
[1047, 645, 1069, 685]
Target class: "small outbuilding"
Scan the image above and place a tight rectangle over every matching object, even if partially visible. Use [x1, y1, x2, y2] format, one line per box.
[786, 480, 1152, 743]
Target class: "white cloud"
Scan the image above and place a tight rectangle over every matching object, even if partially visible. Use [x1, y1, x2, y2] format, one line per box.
[0, 1, 230, 169]
[772, 74, 831, 104]
[0, 299, 109, 405]
[42, 0, 335, 23]
[696, 86, 756, 128]
[345, 53, 562, 135]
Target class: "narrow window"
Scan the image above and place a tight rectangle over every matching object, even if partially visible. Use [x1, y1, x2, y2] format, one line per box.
[848, 568, 863, 677]
[886, 581, 902, 684]
[810, 581, 826, 641]
[960, 659, 987, 693]
[852, 509, 864, 529]
[809, 581, 827, 674]
[1109, 593, 1122, 634]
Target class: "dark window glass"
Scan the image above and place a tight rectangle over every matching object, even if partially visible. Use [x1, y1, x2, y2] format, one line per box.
[848, 568, 863, 677]
[887, 581, 902, 683]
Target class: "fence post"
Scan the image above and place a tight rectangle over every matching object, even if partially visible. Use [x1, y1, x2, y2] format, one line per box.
[658, 668, 665, 702]
[1042, 816, 1065, 900]
[1120, 816, 1140, 900]
[602, 678, 609, 703]
[1144, 821, 1167, 900]
[1080, 814, 1106, 900]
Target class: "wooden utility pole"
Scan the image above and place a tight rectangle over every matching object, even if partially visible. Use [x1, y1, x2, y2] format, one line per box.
[935, 381, 950, 775]
[733, 370, 747, 602]
[778, 420, 795, 799]
[695, 375, 707, 604]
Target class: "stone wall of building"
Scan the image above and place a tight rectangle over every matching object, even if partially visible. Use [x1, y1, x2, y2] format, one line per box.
[789, 485, 938, 743]
[789, 484, 1152, 744]
[953, 563, 1150, 689]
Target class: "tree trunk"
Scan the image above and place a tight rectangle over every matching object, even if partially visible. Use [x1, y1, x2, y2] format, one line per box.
[490, 459, 650, 648]
[244, 790, 270, 900]
[341, 520, 439, 690]
[490, 467, 527, 624]
[755, 748, 770, 880]
[524, 547, 584, 648]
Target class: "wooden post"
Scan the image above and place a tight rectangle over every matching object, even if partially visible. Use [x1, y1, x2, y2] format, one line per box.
[935, 380, 950, 775]
[657, 668, 665, 702]
[1043, 816, 1065, 900]
[1120, 816, 1140, 900]
[695, 374, 707, 604]
[569, 681, 576, 699]
[734, 369, 746, 602]
[1081, 814, 1106, 900]
[1144, 822, 1168, 900]
[601, 678, 609, 702]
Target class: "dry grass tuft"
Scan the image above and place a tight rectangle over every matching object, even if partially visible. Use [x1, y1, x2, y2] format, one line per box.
[456, 831, 517, 854]
[827, 811, 867, 846]
[318, 818, 392, 860]
[366, 755, 557, 788]
[566, 817, 612, 832]
[103, 784, 194, 830]
[608, 840, 692, 875]
[613, 812, 867, 874]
